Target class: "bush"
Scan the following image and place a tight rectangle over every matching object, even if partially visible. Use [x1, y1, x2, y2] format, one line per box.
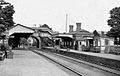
[0, 44, 7, 51]
[109, 46, 120, 55]
[0, 44, 10, 52]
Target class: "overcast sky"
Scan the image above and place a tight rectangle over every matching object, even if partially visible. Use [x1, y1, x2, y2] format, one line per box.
[7, 0, 120, 33]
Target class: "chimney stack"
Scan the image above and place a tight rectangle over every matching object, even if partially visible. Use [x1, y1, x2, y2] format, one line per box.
[69, 25, 74, 33]
[76, 23, 81, 31]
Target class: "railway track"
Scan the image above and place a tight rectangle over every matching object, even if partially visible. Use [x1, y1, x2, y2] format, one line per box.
[33, 50, 83, 76]
[53, 53, 120, 75]
[43, 48, 120, 71]
[33, 50, 120, 76]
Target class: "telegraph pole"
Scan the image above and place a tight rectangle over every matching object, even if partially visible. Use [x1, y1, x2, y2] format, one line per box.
[65, 14, 68, 33]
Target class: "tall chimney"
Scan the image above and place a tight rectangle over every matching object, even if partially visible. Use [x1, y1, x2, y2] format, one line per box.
[69, 25, 73, 33]
[76, 23, 81, 31]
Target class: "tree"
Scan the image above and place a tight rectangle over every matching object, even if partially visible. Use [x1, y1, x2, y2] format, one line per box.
[93, 30, 100, 37]
[2, 4, 15, 29]
[0, 1, 15, 34]
[107, 7, 120, 44]
[107, 7, 120, 27]
[41, 24, 52, 30]
[20, 38, 27, 48]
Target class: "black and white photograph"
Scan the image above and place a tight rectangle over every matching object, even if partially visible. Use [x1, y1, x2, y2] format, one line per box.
[0, 0, 120, 76]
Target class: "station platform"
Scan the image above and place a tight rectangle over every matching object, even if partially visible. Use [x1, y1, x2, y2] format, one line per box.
[0, 50, 69, 76]
[46, 47, 120, 61]
[63, 49, 120, 61]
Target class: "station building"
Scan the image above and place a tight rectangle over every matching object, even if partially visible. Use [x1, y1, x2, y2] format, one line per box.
[53, 33, 73, 49]
[8, 24, 57, 49]
[53, 22, 114, 53]
[68, 23, 114, 53]
[53, 23, 94, 50]
[68, 23, 94, 51]
[7, 23, 114, 53]
[93, 32, 114, 53]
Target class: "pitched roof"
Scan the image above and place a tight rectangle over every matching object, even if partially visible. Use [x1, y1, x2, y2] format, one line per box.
[69, 29, 93, 36]
[30, 27, 59, 35]
[9, 24, 35, 31]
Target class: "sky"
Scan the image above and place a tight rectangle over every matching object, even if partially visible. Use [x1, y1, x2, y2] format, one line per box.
[6, 0, 120, 33]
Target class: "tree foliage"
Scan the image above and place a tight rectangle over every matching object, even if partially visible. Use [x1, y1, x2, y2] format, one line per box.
[107, 27, 120, 37]
[107, 7, 120, 38]
[93, 30, 99, 37]
[107, 7, 120, 27]
[2, 4, 15, 28]
[0, 1, 15, 34]
[107, 7, 120, 44]
[41, 24, 52, 30]
[20, 38, 27, 45]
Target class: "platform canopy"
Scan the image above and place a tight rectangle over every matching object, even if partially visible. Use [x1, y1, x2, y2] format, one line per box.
[8, 24, 35, 36]
[55, 33, 73, 39]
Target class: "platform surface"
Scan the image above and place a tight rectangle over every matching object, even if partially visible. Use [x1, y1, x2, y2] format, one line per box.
[0, 50, 69, 76]
[47, 47, 120, 61]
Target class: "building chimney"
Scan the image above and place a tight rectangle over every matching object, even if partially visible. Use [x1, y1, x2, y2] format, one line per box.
[69, 25, 74, 33]
[76, 23, 81, 31]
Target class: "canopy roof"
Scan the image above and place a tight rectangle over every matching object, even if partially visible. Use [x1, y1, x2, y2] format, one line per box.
[8, 24, 35, 36]
[55, 33, 73, 38]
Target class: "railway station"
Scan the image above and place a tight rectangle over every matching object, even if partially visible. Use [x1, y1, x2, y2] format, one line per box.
[0, 0, 120, 76]
[0, 22, 119, 76]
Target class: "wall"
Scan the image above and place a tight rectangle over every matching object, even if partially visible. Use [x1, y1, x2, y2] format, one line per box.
[99, 37, 114, 53]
